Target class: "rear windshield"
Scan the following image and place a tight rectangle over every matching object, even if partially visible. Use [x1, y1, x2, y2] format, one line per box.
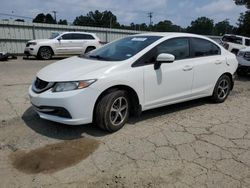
[222, 36, 243, 45]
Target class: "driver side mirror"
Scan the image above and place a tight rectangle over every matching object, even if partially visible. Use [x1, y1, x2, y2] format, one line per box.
[57, 37, 62, 41]
[154, 53, 175, 70]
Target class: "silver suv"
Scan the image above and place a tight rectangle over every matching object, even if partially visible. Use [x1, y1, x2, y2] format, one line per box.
[24, 32, 103, 60]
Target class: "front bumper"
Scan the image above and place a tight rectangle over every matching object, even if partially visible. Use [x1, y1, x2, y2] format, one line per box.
[28, 86, 100, 125]
[24, 46, 38, 56]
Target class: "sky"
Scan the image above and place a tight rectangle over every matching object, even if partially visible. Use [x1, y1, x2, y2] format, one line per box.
[0, 0, 247, 27]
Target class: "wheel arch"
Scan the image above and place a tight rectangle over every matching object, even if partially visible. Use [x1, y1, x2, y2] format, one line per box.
[93, 85, 141, 121]
[85, 46, 96, 53]
[220, 72, 234, 90]
[38, 46, 55, 55]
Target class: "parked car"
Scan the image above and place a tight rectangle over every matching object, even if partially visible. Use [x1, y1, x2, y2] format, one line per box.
[24, 32, 103, 60]
[29, 33, 238, 132]
[236, 47, 250, 76]
[209, 37, 223, 46]
[222, 34, 250, 54]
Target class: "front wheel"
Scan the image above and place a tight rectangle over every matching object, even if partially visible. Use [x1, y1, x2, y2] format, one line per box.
[95, 90, 130, 132]
[211, 75, 232, 103]
[38, 47, 53, 60]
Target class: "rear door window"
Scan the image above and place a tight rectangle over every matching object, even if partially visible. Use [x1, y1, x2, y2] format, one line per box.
[191, 38, 221, 57]
[72, 34, 95, 40]
[61, 34, 72, 40]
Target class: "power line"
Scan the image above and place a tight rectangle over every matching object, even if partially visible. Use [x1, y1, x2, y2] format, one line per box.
[0, 12, 33, 20]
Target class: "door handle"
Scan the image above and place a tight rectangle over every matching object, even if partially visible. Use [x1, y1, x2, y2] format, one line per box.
[183, 65, 193, 71]
[215, 60, 223, 65]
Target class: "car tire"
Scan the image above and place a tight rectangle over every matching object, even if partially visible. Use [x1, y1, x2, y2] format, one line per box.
[95, 90, 130, 132]
[38, 47, 53, 60]
[85, 47, 95, 53]
[211, 75, 232, 103]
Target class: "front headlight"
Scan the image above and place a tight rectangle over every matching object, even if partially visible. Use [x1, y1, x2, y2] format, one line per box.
[30, 42, 37, 46]
[52, 80, 96, 92]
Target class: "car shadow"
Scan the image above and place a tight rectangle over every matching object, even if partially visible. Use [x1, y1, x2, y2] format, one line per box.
[22, 107, 108, 140]
[128, 98, 209, 124]
[236, 74, 250, 82]
[22, 98, 210, 140]
[22, 56, 68, 61]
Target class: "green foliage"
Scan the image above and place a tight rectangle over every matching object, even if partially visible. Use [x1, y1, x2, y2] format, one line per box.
[73, 10, 120, 28]
[237, 11, 250, 36]
[58, 19, 68, 25]
[214, 19, 234, 35]
[152, 20, 182, 32]
[186, 17, 214, 35]
[235, 0, 250, 36]
[234, 0, 250, 8]
[31, 9, 240, 36]
[33, 13, 56, 24]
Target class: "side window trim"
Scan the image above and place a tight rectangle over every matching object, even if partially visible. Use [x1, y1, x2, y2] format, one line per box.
[190, 37, 221, 58]
[61, 33, 72, 40]
[132, 37, 191, 68]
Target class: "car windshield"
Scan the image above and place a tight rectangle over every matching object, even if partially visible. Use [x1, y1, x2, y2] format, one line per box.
[49, 32, 60, 39]
[81, 36, 162, 61]
[222, 36, 243, 45]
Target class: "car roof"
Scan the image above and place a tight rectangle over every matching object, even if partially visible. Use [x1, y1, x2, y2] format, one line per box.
[223, 34, 250, 40]
[61, 31, 96, 35]
[134, 32, 216, 41]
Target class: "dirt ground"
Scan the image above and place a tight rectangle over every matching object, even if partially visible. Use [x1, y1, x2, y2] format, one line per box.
[0, 57, 250, 188]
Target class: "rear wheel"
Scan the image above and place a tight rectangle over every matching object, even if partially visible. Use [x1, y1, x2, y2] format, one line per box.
[95, 90, 130, 132]
[211, 75, 232, 103]
[38, 47, 53, 60]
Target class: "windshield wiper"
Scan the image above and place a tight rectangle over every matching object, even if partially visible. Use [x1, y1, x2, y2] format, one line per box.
[89, 55, 108, 60]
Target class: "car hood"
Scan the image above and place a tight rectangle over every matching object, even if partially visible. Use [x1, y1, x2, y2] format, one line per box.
[239, 47, 250, 52]
[28, 39, 51, 43]
[37, 56, 115, 82]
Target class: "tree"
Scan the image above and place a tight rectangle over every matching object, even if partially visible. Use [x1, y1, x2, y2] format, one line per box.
[15, 19, 25, 22]
[234, 0, 250, 8]
[153, 20, 182, 32]
[33, 13, 46, 23]
[214, 19, 234, 35]
[73, 10, 120, 28]
[186, 17, 214, 35]
[237, 11, 250, 36]
[45, 14, 56, 24]
[234, 0, 250, 36]
[58, 19, 68, 25]
[33, 13, 56, 24]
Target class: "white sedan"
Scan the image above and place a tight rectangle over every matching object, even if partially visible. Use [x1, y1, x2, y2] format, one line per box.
[29, 33, 238, 132]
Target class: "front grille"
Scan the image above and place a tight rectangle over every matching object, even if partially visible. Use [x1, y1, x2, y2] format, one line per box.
[33, 105, 72, 119]
[244, 52, 250, 61]
[35, 77, 49, 89]
[32, 77, 54, 93]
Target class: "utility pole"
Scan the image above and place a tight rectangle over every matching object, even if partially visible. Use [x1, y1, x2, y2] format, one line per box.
[148, 12, 153, 26]
[52, 10, 57, 23]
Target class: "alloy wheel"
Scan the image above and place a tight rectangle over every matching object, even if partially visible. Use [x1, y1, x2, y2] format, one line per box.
[217, 79, 229, 100]
[110, 97, 128, 126]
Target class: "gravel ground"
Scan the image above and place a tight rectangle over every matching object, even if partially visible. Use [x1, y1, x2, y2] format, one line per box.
[0, 57, 250, 188]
